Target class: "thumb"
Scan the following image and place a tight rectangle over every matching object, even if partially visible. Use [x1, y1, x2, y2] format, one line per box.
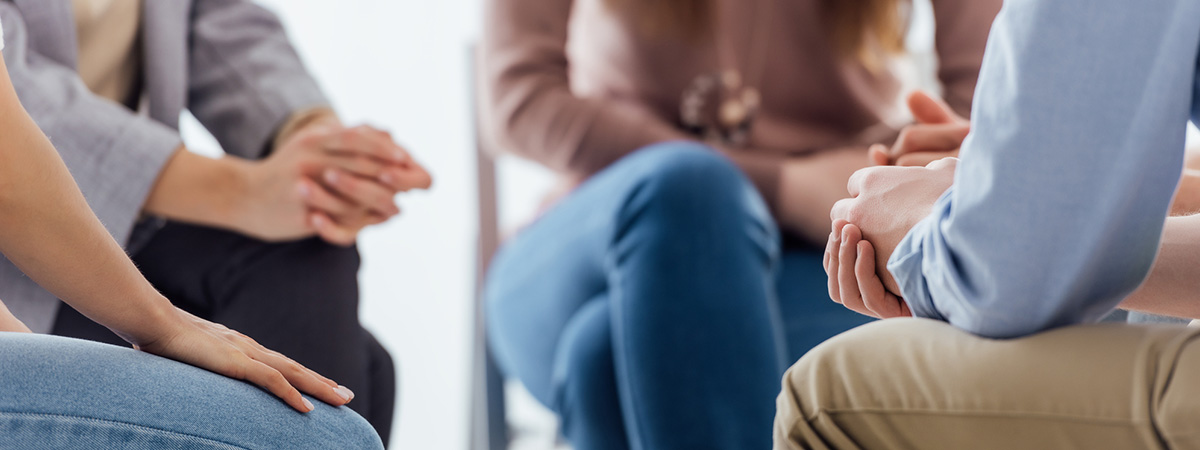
[907, 91, 960, 124]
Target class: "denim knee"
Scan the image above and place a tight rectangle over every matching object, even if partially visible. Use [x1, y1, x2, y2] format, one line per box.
[613, 141, 777, 247]
[286, 405, 384, 450]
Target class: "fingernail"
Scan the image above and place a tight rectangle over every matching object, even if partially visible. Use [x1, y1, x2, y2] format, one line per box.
[335, 385, 355, 402]
[302, 398, 314, 412]
[311, 214, 326, 228]
[324, 170, 339, 184]
[296, 182, 310, 199]
[393, 150, 408, 162]
[379, 172, 394, 185]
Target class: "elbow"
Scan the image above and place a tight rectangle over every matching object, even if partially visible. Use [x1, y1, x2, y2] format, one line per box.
[952, 315, 1056, 340]
[475, 76, 529, 160]
[941, 295, 1090, 340]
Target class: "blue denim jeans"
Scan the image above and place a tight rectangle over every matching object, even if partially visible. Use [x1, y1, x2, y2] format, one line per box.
[485, 142, 872, 450]
[0, 333, 382, 449]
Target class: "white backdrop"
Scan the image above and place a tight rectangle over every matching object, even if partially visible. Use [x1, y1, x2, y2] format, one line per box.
[183, 1, 493, 448]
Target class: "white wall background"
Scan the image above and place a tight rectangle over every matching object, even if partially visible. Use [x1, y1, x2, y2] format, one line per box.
[257, 2, 483, 449]
[183, 1, 492, 448]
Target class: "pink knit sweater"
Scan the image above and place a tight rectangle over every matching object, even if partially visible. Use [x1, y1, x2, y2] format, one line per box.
[479, 0, 1003, 207]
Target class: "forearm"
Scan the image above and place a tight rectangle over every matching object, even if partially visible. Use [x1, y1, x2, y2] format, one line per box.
[777, 146, 870, 243]
[0, 85, 176, 344]
[142, 148, 252, 231]
[481, 0, 686, 177]
[890, 0, 1195, 338]
[1120, 214, 1200, 319]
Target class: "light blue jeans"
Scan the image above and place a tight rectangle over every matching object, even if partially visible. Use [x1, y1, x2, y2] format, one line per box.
[0, 332, 382, 449]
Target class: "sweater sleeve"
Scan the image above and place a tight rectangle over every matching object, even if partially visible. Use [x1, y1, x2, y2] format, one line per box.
[478, 0, 689, 180]
[929, 0, 1003, 118]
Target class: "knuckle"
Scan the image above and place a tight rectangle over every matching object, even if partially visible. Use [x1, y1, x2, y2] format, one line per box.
[830, 199, 849, 221]
[844, 202, 867, 225]
[298, 133, 322, 147]
[267, 369, 288, 387]
[284, 362, 305, 376]
[856, 168, 882, 187]
[359, 159, 385, 176]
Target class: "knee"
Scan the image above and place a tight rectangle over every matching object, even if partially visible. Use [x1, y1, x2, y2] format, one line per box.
[780, 319, 935, 414]
[775, 322, 891, 447]
[1158, 335, 1200, 444]
[294, 405, 384, 449]
[553, 301, 614, 413]
[552, 301, 628, 446]
[616, 142, 774, 237]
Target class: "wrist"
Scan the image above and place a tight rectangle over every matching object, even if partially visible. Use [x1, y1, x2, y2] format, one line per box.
[273, 107, 341, 153]
[110, 291, 186, 347]
[145, 149, 257, 232]
[218, 156, 260, 236]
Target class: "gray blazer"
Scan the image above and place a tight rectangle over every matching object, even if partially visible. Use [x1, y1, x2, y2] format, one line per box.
[0, 0, 330, 333]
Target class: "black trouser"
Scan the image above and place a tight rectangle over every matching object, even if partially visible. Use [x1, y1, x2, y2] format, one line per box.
[51, 222, 396, 446]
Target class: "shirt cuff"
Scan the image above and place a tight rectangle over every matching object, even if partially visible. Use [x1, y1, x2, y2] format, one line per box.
[887, 190, 954, 322]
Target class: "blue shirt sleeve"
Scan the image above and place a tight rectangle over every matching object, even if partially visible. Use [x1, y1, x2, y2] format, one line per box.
[889, 0, 1200, 339]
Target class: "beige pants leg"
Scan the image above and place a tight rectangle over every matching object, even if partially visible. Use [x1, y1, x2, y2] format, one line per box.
[774, 318, 1200, 450]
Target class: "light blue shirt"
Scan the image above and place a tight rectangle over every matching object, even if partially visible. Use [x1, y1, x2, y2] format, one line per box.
[889, 0, 1200, 338]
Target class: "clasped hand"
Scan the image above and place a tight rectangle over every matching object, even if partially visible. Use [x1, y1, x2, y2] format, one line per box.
[240, 123, 433, 245]
[825, 91, 964, 318]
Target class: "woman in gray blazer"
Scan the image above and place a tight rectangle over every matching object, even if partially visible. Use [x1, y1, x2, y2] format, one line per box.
[0, 1, 431, 443]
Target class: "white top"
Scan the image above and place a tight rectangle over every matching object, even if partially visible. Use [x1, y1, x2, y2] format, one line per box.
[1, 20, 5, 51]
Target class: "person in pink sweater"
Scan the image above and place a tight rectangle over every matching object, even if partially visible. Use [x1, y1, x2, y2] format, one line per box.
[478, 1, 1002, 448]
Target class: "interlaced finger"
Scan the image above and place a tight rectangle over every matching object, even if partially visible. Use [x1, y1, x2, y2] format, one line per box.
[855, 240, 908, 318]
[837, 224, 874, 317]
[828, 220, 846, 304]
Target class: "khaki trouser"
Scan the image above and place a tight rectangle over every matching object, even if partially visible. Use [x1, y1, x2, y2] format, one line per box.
[774, 318, 1200, 450]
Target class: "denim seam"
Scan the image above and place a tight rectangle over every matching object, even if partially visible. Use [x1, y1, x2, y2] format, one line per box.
[808, 407, 1153, 425]
[0, 411, 248, 449]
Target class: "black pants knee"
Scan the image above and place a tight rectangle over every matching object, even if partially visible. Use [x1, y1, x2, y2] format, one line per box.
[51, 222, 396, 446]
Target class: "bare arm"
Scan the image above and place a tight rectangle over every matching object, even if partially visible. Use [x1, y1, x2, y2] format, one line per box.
[0, 54, 351, 413]
[1120, 213, 1200, 319]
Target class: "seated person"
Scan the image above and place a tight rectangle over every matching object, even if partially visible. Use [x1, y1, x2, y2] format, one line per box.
[478, 0, 1001, 448]
[0, 1, 430, 443]
[775, 0, 1200, 448]
[0, 28, 381, 448]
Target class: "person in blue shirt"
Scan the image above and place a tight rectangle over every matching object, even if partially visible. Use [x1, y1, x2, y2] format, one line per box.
[773, 0, 1200, 448]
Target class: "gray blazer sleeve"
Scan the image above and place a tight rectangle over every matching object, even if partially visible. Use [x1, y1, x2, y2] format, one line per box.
[187, 0, 331, 159]
[0, 3, 182, 247]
